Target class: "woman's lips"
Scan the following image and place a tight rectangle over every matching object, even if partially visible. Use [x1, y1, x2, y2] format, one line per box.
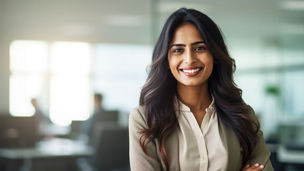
[179, 67, 202, 77]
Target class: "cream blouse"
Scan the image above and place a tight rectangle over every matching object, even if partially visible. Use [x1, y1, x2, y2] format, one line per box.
[129, 102, 274, 171]
[175, 98, 228, 171]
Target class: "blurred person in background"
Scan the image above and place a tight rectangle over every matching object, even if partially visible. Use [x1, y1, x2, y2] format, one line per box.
[90, 93, 119, 124]
[87, 93, 105, 137]
[129, 8, 273, 171]
[79, 93, 105, 140]
[80, 93, 111, 143]
[93, 93, 104, 112]
[31, 98, 51, 125]
[31, 98, 54, 139]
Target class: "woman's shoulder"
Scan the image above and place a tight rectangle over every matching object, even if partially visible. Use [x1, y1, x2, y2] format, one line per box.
[130, 106, 145, 117]
[246, 105, 255, 114]
[129, 105, 147, 127]
[245, 105, 259, 122]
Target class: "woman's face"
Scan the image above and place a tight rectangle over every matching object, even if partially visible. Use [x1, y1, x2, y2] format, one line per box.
[168, 22, 214, 87]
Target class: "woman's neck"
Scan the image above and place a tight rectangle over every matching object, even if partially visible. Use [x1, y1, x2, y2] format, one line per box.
[177, 83, 212, 113]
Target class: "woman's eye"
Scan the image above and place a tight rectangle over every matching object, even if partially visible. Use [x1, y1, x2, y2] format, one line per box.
[172, 48, 183, 53]
[194, 46, 206, 52]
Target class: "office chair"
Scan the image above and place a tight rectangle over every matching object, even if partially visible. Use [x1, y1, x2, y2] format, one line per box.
[90, 124, 130, 171]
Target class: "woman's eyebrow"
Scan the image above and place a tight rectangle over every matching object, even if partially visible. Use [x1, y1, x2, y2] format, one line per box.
[169, 41, 205, 48]
[191, 41, 205, 46]
[169, 44, 185, 48]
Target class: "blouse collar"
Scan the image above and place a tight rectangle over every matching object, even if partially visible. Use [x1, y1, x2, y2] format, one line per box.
[174, 95, 215, 113]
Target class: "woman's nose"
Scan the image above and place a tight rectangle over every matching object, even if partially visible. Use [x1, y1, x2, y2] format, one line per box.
[184, 48, 196, 64]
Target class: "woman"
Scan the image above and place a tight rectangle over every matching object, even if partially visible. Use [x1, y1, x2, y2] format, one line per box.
[129, 8, 273, 171]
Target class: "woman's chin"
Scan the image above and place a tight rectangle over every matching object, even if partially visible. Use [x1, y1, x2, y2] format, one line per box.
[178, 80, 207, 88]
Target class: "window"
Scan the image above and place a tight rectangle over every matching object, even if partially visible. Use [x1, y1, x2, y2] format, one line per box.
[10, 40, 91, 126]
[92, 44, 151, 112]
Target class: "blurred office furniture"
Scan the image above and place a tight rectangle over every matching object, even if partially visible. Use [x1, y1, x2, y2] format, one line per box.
[279, 122, 304, 171]
[72, 107, 129, 171]
[94, 124, 129, 171]
[267, 120, 304, 171]
[268, 144, 280, 171]
[96, 110, 119, 122]
[68, 109, 119, 142]
[77, 123, 129, 171]
[79, 109, 119, 142]
[0, 138, 93, 171]
[0, 115, 39, 148]
[39, 124, 70, 138]
[69, 120, 85, 140]
[0, 112, 93, 171]
[278, 145, 304, 171]
[90, 110, 119, 131]
[89, 109, 119, 135]
[85, 93, 119, 138]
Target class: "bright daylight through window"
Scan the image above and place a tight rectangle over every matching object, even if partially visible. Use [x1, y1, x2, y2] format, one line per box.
[10, 40, 91, 126]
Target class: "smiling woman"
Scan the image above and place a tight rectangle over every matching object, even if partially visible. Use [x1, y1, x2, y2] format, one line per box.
[168, 23, 214, 88]
[168, 23, 214, 126]
[129, 8, 274, 171]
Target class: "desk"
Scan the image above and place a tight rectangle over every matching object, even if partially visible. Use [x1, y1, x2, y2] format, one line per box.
[278, 145, 304, 171]
[0, 138, 93, 171]
[39, 124, 70, 137]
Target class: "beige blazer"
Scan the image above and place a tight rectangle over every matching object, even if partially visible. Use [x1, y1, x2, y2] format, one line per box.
[129, 106, 274, 171]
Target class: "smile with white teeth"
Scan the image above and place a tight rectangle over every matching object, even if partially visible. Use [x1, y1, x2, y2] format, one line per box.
[180, 67, 202, 73]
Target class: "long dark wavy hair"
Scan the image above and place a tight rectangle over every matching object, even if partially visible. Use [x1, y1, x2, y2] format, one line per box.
[139, 8, 259, 170]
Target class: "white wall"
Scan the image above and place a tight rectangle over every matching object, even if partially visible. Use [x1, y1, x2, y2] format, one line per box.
[0, 39, 10, 113]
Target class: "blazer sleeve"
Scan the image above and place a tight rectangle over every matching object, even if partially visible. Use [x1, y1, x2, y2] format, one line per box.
[129, 107, 162, 171]
[245, 107, 274, 171]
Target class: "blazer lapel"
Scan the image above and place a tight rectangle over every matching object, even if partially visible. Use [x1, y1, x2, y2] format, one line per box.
[166, 125, 180, 171]
[218, 119, 242, 171]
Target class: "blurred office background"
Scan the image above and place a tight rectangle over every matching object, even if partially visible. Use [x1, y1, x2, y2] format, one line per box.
[0, 0, 303, 170]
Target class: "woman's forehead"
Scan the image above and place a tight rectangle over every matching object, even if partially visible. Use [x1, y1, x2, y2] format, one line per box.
[171, 23, 204, 44]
